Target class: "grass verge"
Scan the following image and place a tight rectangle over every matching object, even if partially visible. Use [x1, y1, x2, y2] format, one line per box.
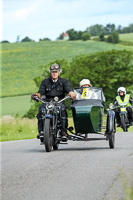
[0, 117, 75, 142]
[0, 117, 38, 141]
[0, 117, 133, 142]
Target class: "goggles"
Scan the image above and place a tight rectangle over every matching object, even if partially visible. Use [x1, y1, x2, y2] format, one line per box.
[50, 64, 60, 71]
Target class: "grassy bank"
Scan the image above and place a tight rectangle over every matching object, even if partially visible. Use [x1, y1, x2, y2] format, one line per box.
[0, 117, 75, 142]
[0, 117, 38, 141]
[1, 117, 133, 142]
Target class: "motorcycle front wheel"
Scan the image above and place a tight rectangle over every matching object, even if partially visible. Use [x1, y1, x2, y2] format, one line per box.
[121, 115, 128, 132]
[106, 111, 115, 149]
[108, 117, 115, 149]
[43, 118, 53, 152]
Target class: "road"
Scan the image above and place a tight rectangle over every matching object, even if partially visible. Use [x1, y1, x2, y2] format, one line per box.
[1, 131, 133, 200]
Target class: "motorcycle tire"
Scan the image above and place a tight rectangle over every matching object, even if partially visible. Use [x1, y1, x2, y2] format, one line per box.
[43, 118, 53, 152]
[108, 118, 115, 149]
[109, 131, 115, 149]
[106, 111, 115, 149]
[121, 115, 128, 132]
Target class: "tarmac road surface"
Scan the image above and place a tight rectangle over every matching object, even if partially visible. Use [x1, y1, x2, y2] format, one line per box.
[1, 131, 133, 200]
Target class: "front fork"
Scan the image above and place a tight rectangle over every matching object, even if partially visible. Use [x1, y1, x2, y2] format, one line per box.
[43, 113, 61, 139]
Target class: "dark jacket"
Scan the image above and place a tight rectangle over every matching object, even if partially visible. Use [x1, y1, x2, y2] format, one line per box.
[38, 76, 72, 100]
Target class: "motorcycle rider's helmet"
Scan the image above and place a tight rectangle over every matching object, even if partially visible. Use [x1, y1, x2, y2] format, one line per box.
[50, 63, 61, 72]
[117, 87, 126, 96]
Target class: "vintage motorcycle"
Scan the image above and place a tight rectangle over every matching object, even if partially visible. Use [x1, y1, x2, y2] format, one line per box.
[33, 95, 71, 152]
[33, 87, 116, 152]
[115, 105, 133, 132]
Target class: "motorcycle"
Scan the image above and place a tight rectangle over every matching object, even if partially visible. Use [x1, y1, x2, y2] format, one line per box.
[32, 88, 117, 152]
[111, 103, 133, 132]
[33, 95, 71, 152]
[118, 105, 132, 132]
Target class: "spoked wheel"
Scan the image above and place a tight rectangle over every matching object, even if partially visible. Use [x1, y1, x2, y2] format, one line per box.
[107, 112, 115, 149]
[43, 118, 53, 152]
[121, 115, 128, 132]
[109, 130, 115, 149]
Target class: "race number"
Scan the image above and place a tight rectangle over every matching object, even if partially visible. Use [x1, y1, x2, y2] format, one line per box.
[81, 88, 87, 99]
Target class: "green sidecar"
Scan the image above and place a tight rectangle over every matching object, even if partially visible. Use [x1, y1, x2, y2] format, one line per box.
[68, 87, 116, 149]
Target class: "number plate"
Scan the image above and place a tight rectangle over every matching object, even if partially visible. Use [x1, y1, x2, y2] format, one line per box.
[121, 107, 126, 112]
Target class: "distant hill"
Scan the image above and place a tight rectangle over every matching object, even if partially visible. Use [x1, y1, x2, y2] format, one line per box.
[1, 35, 132, 97]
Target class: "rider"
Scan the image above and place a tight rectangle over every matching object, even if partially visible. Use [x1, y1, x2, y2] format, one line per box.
[31, 63, 76, 139]
[76, 79, 98, 99]
[114, 87, 133, 127]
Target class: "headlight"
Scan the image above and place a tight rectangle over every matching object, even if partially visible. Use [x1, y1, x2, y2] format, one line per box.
[109, 103, 114, 109]
[46, 103, 54, 110]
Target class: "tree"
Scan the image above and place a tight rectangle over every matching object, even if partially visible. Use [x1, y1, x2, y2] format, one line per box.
[104, 23, 116, 35]
[21, 36, 34, 42]
[39, 38, 51, 41]
[66, 29, 79, 40]
[99, 32, 105, 41]
[117, 25, 122, 33]
[77, 31, 83, 40]
[67, 50, 133, 105]
[86, 24, 104, 36]
[1, 40, 10, 43]
[107, 35, 113, 43]
[107, 32, 119, 43]
[81, 32, 91, 41]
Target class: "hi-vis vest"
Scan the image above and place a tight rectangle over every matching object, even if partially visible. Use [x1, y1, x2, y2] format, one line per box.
[116, 94, 131, 107]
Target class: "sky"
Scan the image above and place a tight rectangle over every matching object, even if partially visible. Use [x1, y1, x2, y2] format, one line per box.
[1, 0, 133, 43]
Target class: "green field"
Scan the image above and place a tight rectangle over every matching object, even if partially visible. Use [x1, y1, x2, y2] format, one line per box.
[119, 33, 133, 48]
[1, 40, 125, 97]
[119, 33, 133, 42]
[1, 33, 133, 117]
[0, 95, 31, 117]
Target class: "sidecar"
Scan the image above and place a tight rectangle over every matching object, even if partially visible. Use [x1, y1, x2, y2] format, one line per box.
[68, 87, 116, 148]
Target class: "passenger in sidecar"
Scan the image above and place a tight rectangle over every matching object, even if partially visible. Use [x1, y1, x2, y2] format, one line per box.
[71, 87, 105, 134]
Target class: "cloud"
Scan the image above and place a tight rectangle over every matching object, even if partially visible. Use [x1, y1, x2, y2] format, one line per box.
[15, 4, 36, 21]
[2, 0, 133, 42]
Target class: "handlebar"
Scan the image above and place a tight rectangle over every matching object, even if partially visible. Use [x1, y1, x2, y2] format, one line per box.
[57, 96, 72, 104]
[32, 96, 45, 104]
[32, 95, 72, 104]
[107, 104, 133, 111]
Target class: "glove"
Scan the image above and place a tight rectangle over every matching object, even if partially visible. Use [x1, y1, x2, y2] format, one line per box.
[31, 93, 41, 100]
[68, 91, 76, 99]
